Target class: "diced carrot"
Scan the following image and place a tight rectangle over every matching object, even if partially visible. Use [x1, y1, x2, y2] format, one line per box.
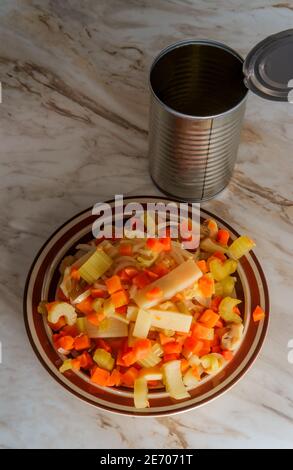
[144, 269, 159, 280]
[197, 260, 208, 274]
[213, 251, 227, 262]
[78, 351, 94, 369]
[107, 369, 121, 386]
[163, 341, 182, 355]
[151, 263, 170, 277]
[163, 353, 180, 362]
[198, 340, 211, 357]
[199, 309, 220, 328]
[132, 272, 151, 288]
[159, 333, 176, 345]
[211, 333, 220, 347]
[171, 293, 183, 302]
[57, 335, 74, 351]
[121, 367, 139, 386]
[121, 350, 137, 367]
[183, 336, 204, 355]
[77, 297, 94, 315]
[46, 301, 60, 313]
[117, 269, 130, 281]
[87, 312, 105, 326]
[71, 358, 81, 370]
[198, 275, 214, 298]
[146, 286, 163, 300]
[116, 305, 127, 314]
[181, 359, 190, 373]
[222, 350, 234, 361]
[159, 237, 171, 251]
[233, 306, 241, 315]
[106, 275, 122, 294]
[70, 266, 80, 281]
[192, 322, 214, 340]
[211, 295, 223, 312]
[122, 339, 152, 366]
[217, 229, 230, 246]
[96, 339, 111, 352]
[48, 316, 66, 331]
[116, 349, 126, 367]
[124, 267, 139, 279]
[146, 238, 163, 252]
[74, 334, 91, 351]
[253, 305, 265, 322]
[91, 288, 107, 298]
[91, 367, 110, 386]
[148, 380, 160, 387]
[191, 365, 201, 380]
[119, 243, 133, 256]
[111, 289, 129, 308]
[215, 319, 224, 328]
[61, 325, 79, 337]
[215, 327, 228, 338]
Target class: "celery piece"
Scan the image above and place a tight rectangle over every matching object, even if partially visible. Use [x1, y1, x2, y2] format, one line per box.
[228, 236, 256, 260]
[47, 301, 77, 326]
[59, 359, 73, 373]
[37, 301, 47, 315]
[103, 298, 115, 316]
[133, 309, 152, 338]
[209, 259, 238, 282]
[76, 317, 87, 333]
[219, 297, 242, 324]
[92, 298, 104, 312]
[176, 301, 191, 315]
[214, 282, 224, 297]
[78, 249, 113, 284]
[200, 238, 228, 254]
[188, 355, 201, 367]
[134, 377, 149, 409]
[162, 360, 190, 400]
[126, 305, 139, 322]
[201, 353, 224, 374]
[93, 348, 115, 371]
[137, 343, 163, 368]
[221, 276, 237, 296]
[215, 276, 236, 297]
[183, 368, 200, 388]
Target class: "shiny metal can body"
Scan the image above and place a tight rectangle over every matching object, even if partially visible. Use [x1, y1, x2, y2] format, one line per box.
[149, 40, 248, 201]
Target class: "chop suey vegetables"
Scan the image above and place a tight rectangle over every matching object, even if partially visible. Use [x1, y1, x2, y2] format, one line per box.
[39, 219, 265, 409]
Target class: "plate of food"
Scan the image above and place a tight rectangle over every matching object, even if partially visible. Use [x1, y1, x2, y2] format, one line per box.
[24, 196, 269, 416]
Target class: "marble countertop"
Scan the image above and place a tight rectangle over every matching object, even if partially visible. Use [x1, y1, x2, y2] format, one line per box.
[1, 0, 293, 449]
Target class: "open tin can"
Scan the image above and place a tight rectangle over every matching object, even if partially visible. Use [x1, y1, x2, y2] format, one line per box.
[149, 31, 293, 201]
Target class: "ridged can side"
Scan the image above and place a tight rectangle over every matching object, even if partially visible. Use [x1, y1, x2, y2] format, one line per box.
[149, 98, 246, 201]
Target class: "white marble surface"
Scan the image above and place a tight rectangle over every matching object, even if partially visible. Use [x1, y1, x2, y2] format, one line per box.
[0, 0, 293, 449]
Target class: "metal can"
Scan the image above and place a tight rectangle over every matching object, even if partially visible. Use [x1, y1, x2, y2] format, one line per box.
[148, 39, 248, 201]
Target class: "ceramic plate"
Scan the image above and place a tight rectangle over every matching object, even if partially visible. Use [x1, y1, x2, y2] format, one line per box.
[23, 196, 269, 416]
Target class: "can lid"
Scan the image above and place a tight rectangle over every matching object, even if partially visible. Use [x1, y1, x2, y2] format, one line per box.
[243, 29, 293, 101]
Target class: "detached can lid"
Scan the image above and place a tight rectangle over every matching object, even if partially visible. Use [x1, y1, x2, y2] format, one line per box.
[243, 29, 293, 101]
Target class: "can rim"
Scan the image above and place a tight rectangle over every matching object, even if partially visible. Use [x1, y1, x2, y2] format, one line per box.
[149, 39, 249, 120]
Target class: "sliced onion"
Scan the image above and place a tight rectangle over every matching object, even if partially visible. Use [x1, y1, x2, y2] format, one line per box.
[72, 288, 92, 304]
